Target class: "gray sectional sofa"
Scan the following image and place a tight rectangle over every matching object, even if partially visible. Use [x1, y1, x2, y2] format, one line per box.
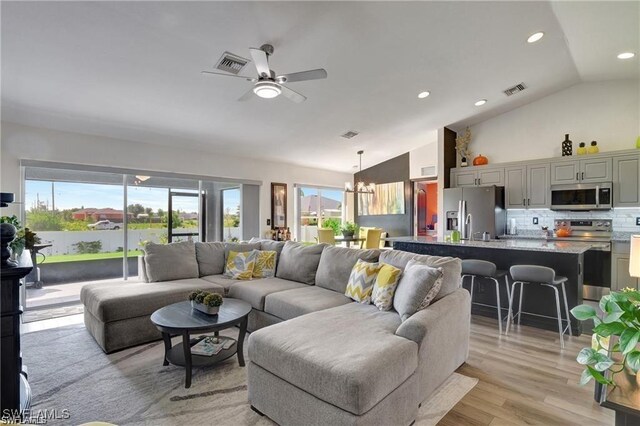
[80, 239, 470, 425]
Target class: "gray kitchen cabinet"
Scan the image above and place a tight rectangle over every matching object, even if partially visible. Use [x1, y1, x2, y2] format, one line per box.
[451, 167, 504, 188]
[613, 154, 640, 207]
[504, 164, 549, 209]
[550, 157, 612, 185]
[527, 163, 550, 208]
[505, 166, 526, 208]
[611, 243, 639, 291]
[477, 168, 504, 186]
[451, 170, 477, 187]
[550, 161, 580, 185]
[581, 157, 612, 183]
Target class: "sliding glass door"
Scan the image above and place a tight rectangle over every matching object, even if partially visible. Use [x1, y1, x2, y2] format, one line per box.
[296, 185, 344, 242]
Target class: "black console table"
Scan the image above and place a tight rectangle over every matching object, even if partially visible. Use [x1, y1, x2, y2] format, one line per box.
[1, 251, 33, 418]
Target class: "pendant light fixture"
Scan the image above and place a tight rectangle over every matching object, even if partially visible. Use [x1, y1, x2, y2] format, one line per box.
[345, 150, 375, 194]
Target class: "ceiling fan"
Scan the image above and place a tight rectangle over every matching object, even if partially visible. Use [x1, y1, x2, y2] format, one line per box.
[201, 44, 327, 103]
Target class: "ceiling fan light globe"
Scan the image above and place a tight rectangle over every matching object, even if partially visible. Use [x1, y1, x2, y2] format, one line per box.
[253, 82, 281, 99]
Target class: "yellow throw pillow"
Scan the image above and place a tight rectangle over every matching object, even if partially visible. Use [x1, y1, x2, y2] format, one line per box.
[371, 263, 402, 311]
[345, 259, 382, 303]
[253, 250, 277, 278]
[224, 250, 257, 280]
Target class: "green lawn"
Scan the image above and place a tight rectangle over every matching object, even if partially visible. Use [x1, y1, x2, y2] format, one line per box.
[44, 250, 143, 264]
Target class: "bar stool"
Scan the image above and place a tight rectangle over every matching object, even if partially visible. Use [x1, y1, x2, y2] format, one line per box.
[461, 259, 511, 334]
[506, 265, 572, 348]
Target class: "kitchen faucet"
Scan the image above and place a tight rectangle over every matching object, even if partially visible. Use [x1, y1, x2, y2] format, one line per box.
[465, 214, 473, 241]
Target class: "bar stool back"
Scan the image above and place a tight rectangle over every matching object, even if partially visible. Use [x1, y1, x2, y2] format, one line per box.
[461, 259, 511, 334]
[506, 265, 572, 348]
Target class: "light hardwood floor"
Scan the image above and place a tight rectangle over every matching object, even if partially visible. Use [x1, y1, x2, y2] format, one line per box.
[442, 315, 614, 426]
[23, 313, 613, 425]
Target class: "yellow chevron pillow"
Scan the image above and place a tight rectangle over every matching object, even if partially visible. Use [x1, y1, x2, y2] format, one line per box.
[345, 259, 382, 303]
[224, 250, 257, 280]
[371, 263, 402, 311]
[253, 250, 277, 278]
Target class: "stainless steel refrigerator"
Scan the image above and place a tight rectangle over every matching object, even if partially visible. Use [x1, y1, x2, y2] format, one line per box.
[444, 186, 506, 240]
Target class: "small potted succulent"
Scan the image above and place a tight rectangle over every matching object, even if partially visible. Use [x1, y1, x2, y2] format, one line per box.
[188, 290, 224, 315]
[341, 221, 359, 238]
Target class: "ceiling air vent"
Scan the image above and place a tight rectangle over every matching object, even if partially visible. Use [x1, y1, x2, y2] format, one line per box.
[503, 82, 527, 96]
[215, 52, 249, 75]
[341, 131, 359, 139]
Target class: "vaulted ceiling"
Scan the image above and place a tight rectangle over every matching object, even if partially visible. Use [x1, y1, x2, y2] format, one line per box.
[2, 1, 638, 172]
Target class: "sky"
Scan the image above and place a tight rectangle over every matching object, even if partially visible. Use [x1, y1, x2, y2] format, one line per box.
[25, 180, 240, 213]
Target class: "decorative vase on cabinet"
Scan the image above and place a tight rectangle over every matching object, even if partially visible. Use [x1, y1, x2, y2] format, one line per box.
[577, 142, 587, 155]
[562, 134, 572, 156]
[588, 141, 600, 154]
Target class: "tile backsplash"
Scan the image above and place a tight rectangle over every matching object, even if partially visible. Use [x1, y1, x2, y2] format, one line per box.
[506, 208, 640, 233]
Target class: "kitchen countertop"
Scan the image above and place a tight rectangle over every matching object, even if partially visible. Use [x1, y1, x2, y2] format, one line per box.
[391, 235, 595, 254]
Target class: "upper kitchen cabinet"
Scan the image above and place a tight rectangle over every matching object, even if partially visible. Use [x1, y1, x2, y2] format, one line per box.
[550, 158, 612, 185]
[613, 154, 640, 207]
[504, 164, 550, 209]
[451, 167, 504, 188]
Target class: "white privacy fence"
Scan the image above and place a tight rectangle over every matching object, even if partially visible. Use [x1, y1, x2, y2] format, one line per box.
[35, 227, 241, 256]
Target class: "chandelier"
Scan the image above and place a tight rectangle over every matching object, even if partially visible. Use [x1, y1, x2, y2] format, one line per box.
[345, 150, 375, 194]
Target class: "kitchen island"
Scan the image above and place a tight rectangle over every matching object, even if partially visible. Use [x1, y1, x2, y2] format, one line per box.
[392, 237, 590, 335]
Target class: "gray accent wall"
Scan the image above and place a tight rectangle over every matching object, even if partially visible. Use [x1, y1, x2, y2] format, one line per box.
[354, 153, 412, 237]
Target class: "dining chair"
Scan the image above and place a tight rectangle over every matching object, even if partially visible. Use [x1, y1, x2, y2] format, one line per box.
[316, 228, 336, 245]
[362, 228, 383, 249]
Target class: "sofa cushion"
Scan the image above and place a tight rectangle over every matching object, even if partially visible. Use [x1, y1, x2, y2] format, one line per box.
[249, 238, 286, 260]
[380, 250, 462, 301]
[276, 241, 326, 285]
[345, 260, 381, 303]
[264, 286, 352, 320]
[80, 278, 223, 323]
[371, 263, 402, 311]
[248, 303, 417, 415]
[143, 241, 200, 282]
[224, 250, 258, 280]
[393, 261, 443, 322]
[228, 277, 308, 310]
[315, 245, 379, 293]
[200, 274, 243, 291]
[195, 242, 225, 276]
[224, 242, 261, 259]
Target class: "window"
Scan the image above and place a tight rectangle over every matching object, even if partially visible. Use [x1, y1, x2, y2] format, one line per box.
[221, 188, 241, 242]
[296, 186, 344, 242]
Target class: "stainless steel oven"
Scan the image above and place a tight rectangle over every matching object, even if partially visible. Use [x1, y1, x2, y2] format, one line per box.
[550, 182, 612, 211]
[555, 219, 612, 301]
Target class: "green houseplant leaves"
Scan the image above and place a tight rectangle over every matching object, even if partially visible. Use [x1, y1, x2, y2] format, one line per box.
[571, 289, 640, 387]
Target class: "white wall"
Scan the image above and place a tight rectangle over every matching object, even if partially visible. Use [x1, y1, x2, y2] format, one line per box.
[409, 140, 438, 180]
[0, 122, 351, 239]
[466, 80, 640, 164]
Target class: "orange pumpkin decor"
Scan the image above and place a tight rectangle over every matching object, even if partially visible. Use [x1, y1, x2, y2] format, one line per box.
[473, 154, 489, 166]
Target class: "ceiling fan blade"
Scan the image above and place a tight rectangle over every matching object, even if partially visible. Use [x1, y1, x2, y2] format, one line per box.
[238, 88, 255, 102]
[279, 85, 306, 103]
[277, 68, 327, 83]
[201, 71, 256, 82]
[249, 48, 271, 78]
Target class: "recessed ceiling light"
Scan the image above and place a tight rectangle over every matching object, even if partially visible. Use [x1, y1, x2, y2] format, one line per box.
[418, 91, 430, 99]
[474, 99, 487, 106]
[617, 52, 636, 59]
[527, 32, 544, 43]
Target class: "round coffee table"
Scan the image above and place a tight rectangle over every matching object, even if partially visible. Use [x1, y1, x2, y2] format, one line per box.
[150, 298, 252, 388]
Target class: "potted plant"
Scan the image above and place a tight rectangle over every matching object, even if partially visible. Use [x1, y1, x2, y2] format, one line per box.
[341, 221, 359, 238]
[188, 290, 224, 315]
[0, 215, 41, 257]
[321, 218, 341, 236]
[570, 288, 640, 386]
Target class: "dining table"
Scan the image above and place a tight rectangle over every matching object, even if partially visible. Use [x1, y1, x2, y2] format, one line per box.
[334, 236, 365, 248]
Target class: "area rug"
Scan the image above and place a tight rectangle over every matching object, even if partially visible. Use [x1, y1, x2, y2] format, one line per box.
[22, 304, 84, 323]
[22, 324, 477, 425]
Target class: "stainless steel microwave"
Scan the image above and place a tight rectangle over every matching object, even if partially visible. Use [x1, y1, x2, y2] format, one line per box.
[550, 182, 612, 211]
